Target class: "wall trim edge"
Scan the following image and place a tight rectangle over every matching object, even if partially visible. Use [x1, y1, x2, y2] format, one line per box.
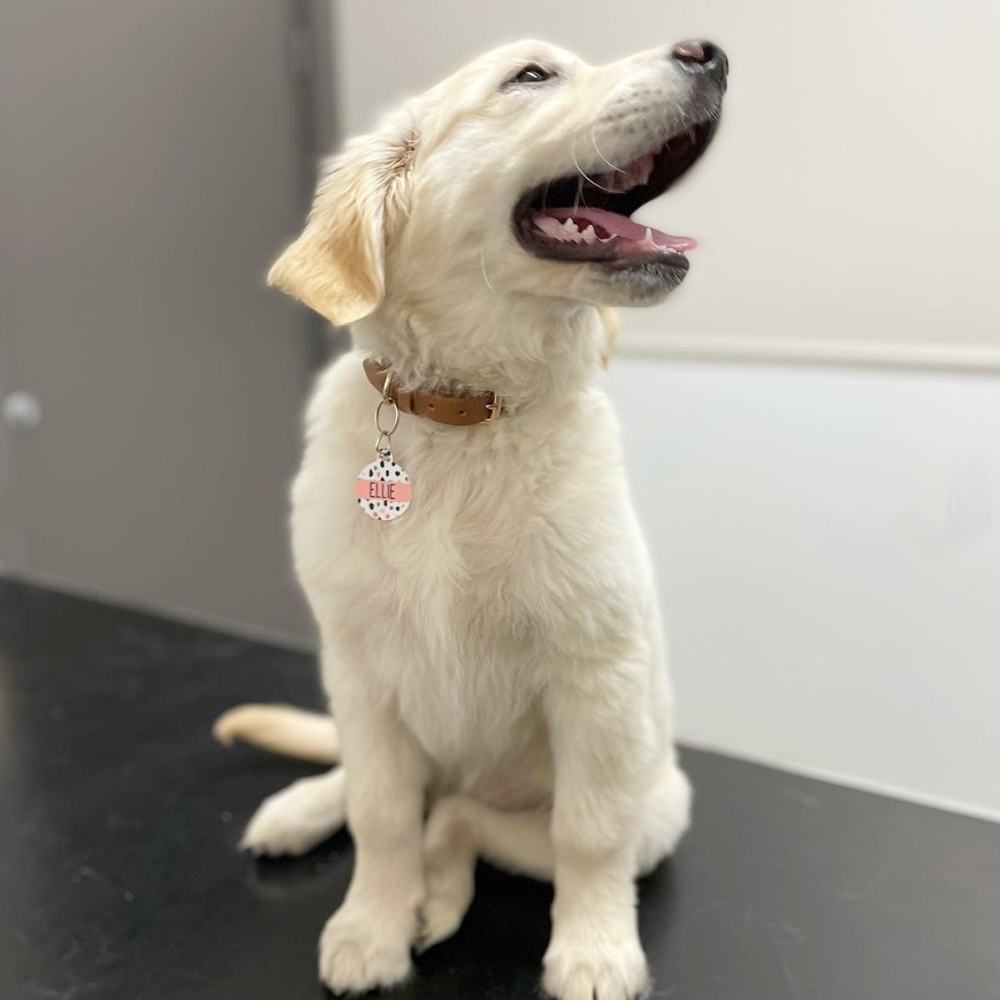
[618, 331, 1000, 375]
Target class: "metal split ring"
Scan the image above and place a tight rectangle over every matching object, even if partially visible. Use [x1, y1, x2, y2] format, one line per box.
[374, 397, 400, 436]
[374, 394, 399, 456]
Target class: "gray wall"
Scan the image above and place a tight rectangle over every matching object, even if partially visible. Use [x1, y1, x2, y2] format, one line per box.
[0, 0, 333, 646]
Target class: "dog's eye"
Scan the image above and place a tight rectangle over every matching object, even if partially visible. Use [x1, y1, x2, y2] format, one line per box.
[509, 64, 553, 86]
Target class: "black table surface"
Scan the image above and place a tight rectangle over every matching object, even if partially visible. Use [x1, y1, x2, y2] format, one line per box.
[1, 577, 997, 1000]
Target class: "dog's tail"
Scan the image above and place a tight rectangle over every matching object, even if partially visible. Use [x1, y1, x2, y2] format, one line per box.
[213, 703, 340, 765]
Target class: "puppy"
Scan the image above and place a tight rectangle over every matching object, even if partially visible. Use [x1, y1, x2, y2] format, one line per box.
[216, 38, 727, 1000]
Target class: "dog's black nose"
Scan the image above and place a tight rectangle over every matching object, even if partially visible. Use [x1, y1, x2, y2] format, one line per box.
[671, 40, 728, 80]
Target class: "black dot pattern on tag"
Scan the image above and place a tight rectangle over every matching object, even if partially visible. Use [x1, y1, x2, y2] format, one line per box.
[355, 452, 411, 521]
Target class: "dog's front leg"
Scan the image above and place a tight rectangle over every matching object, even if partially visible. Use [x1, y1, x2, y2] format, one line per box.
[318, 669, 429, 994]
[542, 667, 653, 1000]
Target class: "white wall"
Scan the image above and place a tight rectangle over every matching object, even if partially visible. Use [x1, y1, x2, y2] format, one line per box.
[607, 359, 1000, 819]
[336, 0, 1000, 364]
[331, 3, 1000, 817]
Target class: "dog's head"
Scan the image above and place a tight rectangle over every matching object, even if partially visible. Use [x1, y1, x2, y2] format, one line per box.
[270, 40, 727, 327]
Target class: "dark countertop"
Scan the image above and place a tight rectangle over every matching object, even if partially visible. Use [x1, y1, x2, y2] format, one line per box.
[1, 577, 997, 1000]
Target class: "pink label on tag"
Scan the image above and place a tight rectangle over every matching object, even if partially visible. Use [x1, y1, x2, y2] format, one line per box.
[355, 453, 412, 521]
[354, 479, 412, 504]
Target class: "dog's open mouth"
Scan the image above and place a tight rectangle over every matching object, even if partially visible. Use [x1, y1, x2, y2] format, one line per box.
[514, 121, 718, 269]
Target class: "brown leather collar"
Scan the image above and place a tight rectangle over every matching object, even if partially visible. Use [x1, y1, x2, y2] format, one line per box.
[363, 359, 502, 426]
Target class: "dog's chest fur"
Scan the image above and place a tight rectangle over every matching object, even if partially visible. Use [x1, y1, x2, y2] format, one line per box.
[292, 354, 644, 775]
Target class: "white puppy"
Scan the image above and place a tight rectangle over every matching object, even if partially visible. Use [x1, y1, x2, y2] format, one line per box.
[215, 38, 728, 1000]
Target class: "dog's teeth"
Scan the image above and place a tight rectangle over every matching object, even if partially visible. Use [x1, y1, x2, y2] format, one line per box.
[535, 215, 574, 242]
[581, 225, 596, 244]
[562, 218, 578, 233]
[644, 227, 654, 243]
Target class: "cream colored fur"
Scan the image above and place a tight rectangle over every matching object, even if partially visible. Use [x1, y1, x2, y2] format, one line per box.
[213, 704, 340, 765]
[216, 39, 724, 1000]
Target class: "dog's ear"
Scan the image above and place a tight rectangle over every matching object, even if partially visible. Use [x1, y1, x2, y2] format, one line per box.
[268, 118, 418, 326]
[597, 307, 620, 369]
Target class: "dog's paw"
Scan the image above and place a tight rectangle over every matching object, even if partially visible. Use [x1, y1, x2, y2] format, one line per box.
[416, 868, 474, 951]
[542, 938, 650, 1000]
[417, 849, 475, 950]
[416, 798, 477, 951]
[240, 773, 345, 857]
[318, 907, 413, 994]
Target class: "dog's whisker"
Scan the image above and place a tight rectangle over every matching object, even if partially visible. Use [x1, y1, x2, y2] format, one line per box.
[591, 129, 625, 173]
[570, 143, 619, 194]
[479, 247, 501, 298]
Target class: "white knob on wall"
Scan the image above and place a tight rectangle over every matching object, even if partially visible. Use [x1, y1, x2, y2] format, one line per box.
[2, 391, 42, 433]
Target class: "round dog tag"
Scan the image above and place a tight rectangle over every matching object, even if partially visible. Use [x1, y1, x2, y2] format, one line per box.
[355, 452, 412, 521]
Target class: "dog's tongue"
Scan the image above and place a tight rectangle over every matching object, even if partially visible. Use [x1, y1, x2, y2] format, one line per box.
[540, 206, 697, 252]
